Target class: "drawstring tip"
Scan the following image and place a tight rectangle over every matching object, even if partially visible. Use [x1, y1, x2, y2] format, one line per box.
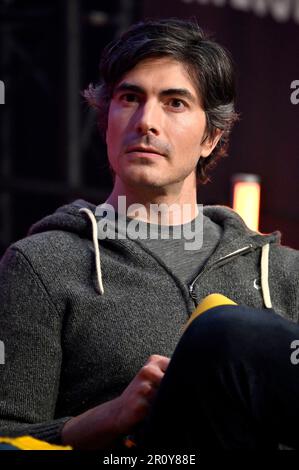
[97, 284, 104, 296]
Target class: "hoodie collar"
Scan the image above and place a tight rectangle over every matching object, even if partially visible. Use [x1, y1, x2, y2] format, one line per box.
[28, 199, 281, 306]
[29, 199, 281, 246]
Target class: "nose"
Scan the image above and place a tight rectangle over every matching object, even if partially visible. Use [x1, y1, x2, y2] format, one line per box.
[134, 100, 161, 136]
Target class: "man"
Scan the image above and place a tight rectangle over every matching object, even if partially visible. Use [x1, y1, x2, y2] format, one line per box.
[0, 19, 298, 450]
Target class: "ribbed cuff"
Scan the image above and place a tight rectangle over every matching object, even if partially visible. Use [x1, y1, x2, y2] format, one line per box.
[4, 417, 72, 445]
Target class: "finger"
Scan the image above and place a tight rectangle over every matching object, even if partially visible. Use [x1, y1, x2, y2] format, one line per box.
[145, 354, 170, 371]
[140, 364, 165, 384]
[140, 381, 158, 400]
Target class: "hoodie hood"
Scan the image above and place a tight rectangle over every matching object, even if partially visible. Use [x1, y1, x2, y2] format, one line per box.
[28, 199, 281, 306]
[29, 199, 96, 239]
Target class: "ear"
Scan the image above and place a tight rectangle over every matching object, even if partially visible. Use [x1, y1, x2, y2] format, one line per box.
[200, 128, 223, 158]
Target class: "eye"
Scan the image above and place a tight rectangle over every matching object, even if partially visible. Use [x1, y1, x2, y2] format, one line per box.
[167, 98, 187, 110]
[120, 93, 140, 103]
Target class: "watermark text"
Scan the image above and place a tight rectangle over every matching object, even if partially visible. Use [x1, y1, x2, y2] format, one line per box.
[95, 196, 204, 251]
[290, 80, 299, 105]
[290, 339, 299, 364]
[0, 340, 5, 364]
[0, 80, 5, 104]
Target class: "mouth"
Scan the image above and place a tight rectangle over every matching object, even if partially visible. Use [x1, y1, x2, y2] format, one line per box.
[125, 146, 165, 157]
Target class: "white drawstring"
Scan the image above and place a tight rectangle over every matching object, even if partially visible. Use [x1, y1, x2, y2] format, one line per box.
[261, 243, 272, 308]
[79, 206, 272, 307]
[79, 208, 104, 295]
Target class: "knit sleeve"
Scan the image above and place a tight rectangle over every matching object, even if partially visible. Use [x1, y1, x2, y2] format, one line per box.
[0, 246, 71, 444]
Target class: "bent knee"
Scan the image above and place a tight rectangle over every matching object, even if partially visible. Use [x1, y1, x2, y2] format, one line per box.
[181, 304, 274, 358]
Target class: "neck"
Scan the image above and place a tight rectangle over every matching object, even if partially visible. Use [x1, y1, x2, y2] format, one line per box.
[104, 176, 199, 225]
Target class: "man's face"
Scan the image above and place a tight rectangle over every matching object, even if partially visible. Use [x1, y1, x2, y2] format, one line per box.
[106, 57, 217, 191]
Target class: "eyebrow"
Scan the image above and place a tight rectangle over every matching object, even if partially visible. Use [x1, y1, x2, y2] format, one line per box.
[113, 82, 197, 104]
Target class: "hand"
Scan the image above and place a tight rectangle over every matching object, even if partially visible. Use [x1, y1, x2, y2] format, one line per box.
[113, 354, 170, 435]
[61, 354, 170, 449]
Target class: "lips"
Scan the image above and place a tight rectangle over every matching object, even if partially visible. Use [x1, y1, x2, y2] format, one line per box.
[126, 146, 164, 156]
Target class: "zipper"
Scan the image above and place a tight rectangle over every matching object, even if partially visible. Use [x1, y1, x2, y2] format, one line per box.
[188, 244, 255, 301]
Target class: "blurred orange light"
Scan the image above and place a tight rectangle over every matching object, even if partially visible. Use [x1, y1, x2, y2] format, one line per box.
[232, 174, 261, 232]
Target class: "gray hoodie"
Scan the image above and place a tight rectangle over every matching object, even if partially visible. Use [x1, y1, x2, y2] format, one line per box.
[0, 199, 298, 445]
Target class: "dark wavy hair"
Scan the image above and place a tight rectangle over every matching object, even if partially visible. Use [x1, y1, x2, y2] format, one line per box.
[84, 18, 239, 185]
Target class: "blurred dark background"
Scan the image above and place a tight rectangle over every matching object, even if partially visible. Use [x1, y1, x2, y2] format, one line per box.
[0, 0, 298, 256]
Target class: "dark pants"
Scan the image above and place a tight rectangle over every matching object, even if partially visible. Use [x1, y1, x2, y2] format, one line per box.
[136, 305, 299, 450]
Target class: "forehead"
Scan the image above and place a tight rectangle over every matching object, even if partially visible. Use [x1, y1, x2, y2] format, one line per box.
[115, 57, 200, 100]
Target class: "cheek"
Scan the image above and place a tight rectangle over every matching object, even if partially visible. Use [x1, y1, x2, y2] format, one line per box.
[106, 111, 122, 152]
[106, 125, 120, 166]
[107, 106, 131, 147]
[172, 119, 205, 156]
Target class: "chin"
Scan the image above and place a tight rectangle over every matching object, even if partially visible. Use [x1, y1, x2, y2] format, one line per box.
[122, 169, 164, 188]
[128, 177, 164, 189]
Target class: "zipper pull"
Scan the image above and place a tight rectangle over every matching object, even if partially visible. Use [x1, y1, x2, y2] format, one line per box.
[188, 244, 255, 303]
[189, 284, 197, 301]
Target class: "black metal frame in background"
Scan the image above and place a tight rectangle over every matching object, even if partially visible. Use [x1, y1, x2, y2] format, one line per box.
[0, 0, 138, 256]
